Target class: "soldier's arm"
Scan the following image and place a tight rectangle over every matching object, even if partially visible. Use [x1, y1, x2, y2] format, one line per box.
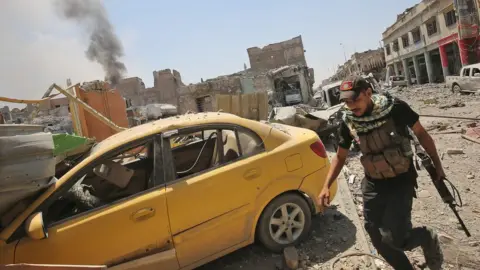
[323, 121, 352, 188]
[411, 120, 445, 180]
[323, 146, 349, 188]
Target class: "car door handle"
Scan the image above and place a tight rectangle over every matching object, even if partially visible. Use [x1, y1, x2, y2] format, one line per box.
[131, 208, 155, 222]
[243, 168, 261, 180]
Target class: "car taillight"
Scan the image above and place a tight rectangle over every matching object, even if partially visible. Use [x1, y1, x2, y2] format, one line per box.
[310, 140, 327, 158]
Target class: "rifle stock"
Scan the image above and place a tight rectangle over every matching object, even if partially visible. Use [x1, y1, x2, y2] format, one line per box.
[412, 134, 471, 237]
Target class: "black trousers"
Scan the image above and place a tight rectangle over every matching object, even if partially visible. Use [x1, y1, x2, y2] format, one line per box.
[362, 177, 431, 270]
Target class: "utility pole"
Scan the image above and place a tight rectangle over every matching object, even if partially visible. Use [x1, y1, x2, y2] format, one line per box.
[340, 43, 347, 63]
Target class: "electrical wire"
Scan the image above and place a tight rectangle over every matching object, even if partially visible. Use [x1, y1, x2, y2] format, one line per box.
[177, 132, 217, 174]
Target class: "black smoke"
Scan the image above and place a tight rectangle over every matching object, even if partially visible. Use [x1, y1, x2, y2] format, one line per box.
[55, 0, 127, 86]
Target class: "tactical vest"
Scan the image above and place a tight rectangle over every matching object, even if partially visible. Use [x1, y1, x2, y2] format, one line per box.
[352, 118, 413, 180]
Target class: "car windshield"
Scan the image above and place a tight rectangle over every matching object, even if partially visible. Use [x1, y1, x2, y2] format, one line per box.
[285, 89, 300, 95]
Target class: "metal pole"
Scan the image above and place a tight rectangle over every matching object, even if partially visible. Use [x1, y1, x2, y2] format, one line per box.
[340, 43, 347, 63]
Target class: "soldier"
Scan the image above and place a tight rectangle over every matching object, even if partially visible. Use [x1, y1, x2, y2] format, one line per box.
[318, 76, 444, 270]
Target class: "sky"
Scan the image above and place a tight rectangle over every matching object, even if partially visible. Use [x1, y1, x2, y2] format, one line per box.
[0, 0, 419, 109]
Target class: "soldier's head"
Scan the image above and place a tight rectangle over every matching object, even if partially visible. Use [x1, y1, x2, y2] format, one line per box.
[339, 76, 373, 116]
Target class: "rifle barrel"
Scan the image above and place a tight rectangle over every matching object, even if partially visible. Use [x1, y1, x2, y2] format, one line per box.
[450, 204, 471, 237]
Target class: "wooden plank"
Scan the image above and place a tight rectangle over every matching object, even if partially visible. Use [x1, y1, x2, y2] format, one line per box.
[248, 93, 258, 120]
[241, 94, 250, 119]
[462, 134, 480, 144]
[214, 95, 231, 113]
[231, 95, 241, 117]
[257, 92, 268, 121]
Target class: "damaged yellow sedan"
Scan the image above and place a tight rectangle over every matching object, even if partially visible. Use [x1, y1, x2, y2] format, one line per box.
[0, 112, 337, 269]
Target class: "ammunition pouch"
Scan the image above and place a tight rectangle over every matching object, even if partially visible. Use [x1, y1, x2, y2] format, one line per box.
[356, 118, 412, 180]
[360, 147, 411, 179]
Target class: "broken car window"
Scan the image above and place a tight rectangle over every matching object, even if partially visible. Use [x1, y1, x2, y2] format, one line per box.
[43, 140, 155, 226]
[170, 129, 219, 180]
[168, 127, 265, 181]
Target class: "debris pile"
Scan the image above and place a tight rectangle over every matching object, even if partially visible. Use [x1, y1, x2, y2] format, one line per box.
[31, 115, 73, 134]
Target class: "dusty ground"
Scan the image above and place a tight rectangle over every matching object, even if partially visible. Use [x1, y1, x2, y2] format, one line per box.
[199, 84, 480, 270]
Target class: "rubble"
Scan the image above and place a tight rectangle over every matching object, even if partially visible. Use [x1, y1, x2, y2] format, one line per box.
[283, 247, 299, 270]
[446, 148, 464, 155]
[31, 115, 73, 134]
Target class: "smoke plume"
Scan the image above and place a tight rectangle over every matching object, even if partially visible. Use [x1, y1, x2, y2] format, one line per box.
[54, 0, 126, 86]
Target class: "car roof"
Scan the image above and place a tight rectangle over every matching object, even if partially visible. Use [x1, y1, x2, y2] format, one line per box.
[91, 112, 242, 155]
[463, 63, 480, 69]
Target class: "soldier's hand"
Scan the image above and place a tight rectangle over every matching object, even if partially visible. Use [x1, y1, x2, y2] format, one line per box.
[317, 187, 331, 207]
[436, 167, 446, 182]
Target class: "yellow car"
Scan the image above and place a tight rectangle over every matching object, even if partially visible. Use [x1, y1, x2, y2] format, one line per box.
[0, 112, 337, 269]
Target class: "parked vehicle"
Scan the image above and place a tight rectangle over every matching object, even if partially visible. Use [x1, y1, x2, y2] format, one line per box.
[445, 63, 480, 93]
[0, 112, 336, 270]
[316, 74, 381, 108]
[284, 88, 303, 105]
[384, 75, 408, 88]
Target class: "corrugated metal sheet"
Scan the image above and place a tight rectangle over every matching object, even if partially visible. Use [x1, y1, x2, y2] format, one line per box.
[0, 132, 55, 216]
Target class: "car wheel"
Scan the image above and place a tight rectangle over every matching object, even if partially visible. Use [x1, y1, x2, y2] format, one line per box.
[257, 193, 312, 252]
[452, 84, 461, 93]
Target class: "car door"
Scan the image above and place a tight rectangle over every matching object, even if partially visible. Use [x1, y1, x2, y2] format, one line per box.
[470, 67, 480, 90]
[13, 137, 179, 270]
[161, 125, 267, 268]
[462, 68, 472, 89]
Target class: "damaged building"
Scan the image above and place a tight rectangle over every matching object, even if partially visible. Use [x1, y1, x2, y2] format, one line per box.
[328, 48, 386, 82]
[118, 64, 314, 116]
[247, 35, 309, 71]
[117, 35, 316, 119]
[382, 0, 480, 84]
[33, 96, 72, 134]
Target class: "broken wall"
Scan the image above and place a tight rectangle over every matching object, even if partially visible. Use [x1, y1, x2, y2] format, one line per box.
[215, 92, 268, 121]
[0, 106, 11, 122]
[152, 69, 182, 106]
[247, 36, 307, 70]
[117, 69, 184, 108]
[252, 74, 274, 93]
[116, 77, 145, 106]
[176, 76, 243, 114]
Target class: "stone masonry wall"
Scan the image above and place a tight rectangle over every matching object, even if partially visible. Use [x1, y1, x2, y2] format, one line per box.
[247, 35, 307, 70]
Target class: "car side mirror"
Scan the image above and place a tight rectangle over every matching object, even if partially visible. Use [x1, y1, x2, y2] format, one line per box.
[25, 212, 48, 240]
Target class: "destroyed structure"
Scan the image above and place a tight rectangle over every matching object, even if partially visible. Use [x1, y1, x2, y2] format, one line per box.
[247, 35, 308, 70]
[330, 48, 386, 82]
[382, 0, 480, 84]
[116, 36, 316, 120]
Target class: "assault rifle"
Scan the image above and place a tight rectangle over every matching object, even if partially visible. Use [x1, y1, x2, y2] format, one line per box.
[410, 132, 471, 237]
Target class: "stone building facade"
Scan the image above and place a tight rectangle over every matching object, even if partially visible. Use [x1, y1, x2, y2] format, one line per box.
[382, 0, 480, 84]
[247, 36, 308, 70]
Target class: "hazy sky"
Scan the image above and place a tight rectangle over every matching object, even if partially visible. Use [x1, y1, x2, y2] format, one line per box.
[0, 0, 418, 108]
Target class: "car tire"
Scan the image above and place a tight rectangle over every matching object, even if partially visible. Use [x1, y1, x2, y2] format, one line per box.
[452, 83, 461, 93]
[257, 193, 312, 253]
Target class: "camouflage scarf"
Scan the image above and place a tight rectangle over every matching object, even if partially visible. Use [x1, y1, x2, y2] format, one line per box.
[342, 94, 395, 134]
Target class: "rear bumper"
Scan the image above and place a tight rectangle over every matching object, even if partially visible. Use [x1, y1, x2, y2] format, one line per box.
[298, 165, 338, 214]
